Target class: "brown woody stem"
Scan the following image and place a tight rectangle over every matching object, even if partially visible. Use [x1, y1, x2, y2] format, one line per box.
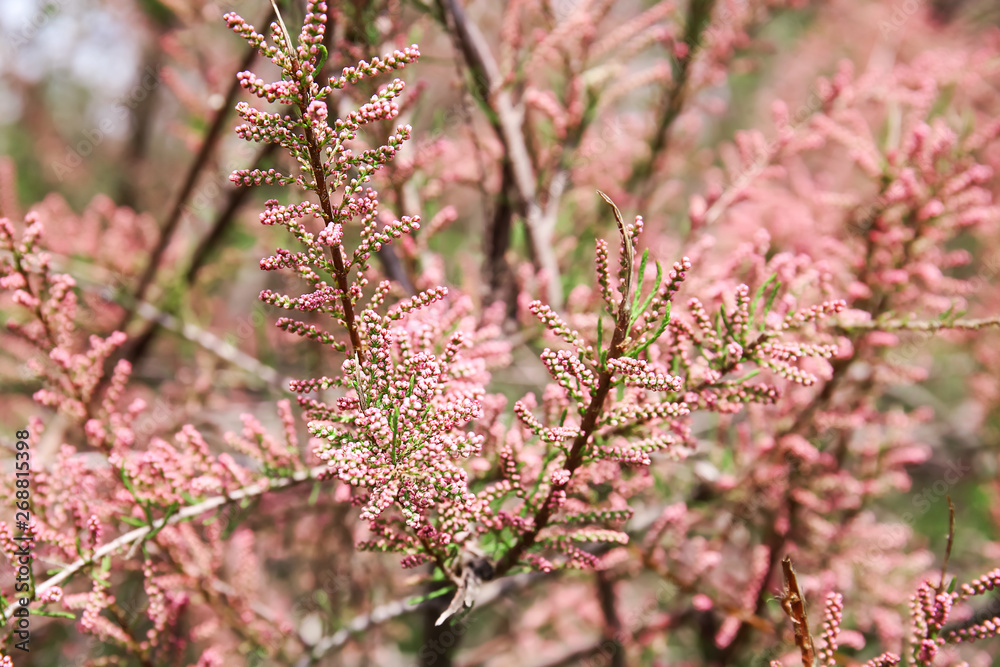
[494, 195, 634, 577]
[297, 98, 365, 363]
[493, 315, 628, 577]
[780, 556, 816, 667]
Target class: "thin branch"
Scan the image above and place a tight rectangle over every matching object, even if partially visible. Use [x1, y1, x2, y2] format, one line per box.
[835, 315, 1000, 333]
[296, 107, 366, 361]
[484, 163, 518, 315]
[117, 47, 163, 210]
[121, 143, 281, 375]
[296, 572, 541, 666]
[596, 570, 625, 667]
[289, 0, 367, 361]
[184, 143, 281, 285]
[720, 199, 908, 662]
[936, 497, 956, 596]
[6, 249, 291, 392]
[300, 496, 672, 665]
[493, 193, 633, 578]
[129, 298, 294, 391]
[628, 0, 717, 210]
[120, 10, 271, 331]
[437, 0, 563, 310]
[124, 3, 339, 373]
[3, 465, 328, 623]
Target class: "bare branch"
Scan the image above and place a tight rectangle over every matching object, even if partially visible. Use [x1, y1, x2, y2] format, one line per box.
[779, 556, 816, 667]
[438, 0, 563, 309]
[836, 315, 1000, 332]
[937, 497, 956, 596]
[3, 465, 328, 623]
[297, 572, 541, 666]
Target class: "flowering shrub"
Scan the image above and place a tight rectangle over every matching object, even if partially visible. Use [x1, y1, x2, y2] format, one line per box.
[1, 0, 1000, 665]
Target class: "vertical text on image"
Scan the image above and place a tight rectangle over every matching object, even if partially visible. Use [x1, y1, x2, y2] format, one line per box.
[11, 428, 32, 652]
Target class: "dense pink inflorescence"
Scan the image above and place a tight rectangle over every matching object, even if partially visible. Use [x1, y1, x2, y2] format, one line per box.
[2, 0, 1000, 664]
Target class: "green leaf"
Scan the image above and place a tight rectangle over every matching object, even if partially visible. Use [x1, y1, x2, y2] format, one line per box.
[630, 301, 671, 358]
[34, 610, 77, 619]
[406, 586, 453, 606]
[630, 249, 651, 316]
[597, 316, 608, 367]
[101, 556, 112, 574]
[748, 273, 778, 323]
[718, 447, 734, 473]
[731, 369, 760, 383]
[720, 302, 735, 339]
[315, 44, 328, 73]
[119, 467, 135, 494]
[761, 278, 782, 327]
[630, 259, 663, 330]
[146, 501, 181, 542]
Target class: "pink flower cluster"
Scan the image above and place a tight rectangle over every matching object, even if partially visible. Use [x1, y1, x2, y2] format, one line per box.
[2, 0, 1000, 664]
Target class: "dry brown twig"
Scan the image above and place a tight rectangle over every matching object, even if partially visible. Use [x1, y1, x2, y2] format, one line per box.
[779, 556, 816, 667]
[936, 496, 956, 596]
